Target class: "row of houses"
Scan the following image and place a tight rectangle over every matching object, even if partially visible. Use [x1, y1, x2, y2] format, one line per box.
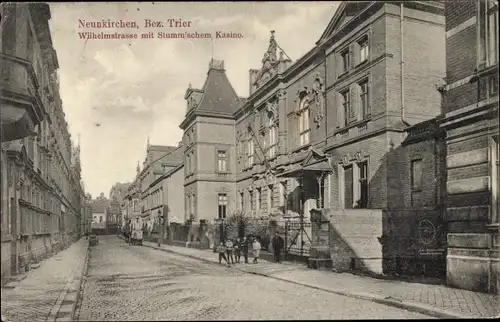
[119, 1, 498, 294]
[0, 3, 91, 284]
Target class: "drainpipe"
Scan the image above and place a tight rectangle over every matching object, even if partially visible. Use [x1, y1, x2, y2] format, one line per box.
[400, 3, 410, 127]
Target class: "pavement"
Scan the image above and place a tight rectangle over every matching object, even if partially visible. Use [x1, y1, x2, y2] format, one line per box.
[78, 236, 432, 320]
[1, 238, 89, 322]
[137, 238, 500, 319]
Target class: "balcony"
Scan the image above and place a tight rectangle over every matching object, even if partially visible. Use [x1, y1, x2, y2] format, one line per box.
[1, 54, 45, 142]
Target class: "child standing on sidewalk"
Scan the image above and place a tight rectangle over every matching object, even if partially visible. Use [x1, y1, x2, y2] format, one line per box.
[218, 240, 230, 267]
[252, 238, 261, 264]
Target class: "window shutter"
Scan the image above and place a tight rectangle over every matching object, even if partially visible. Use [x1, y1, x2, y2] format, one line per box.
[335, 52, 342, 79]
[336, 92, 343, 128]
[348, 86, 356, 123]
[349, 44, 356, 69]
[352, 41, 361, 67]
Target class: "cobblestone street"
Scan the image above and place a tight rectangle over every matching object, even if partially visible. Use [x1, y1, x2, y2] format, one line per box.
[76, 236, 432, 321]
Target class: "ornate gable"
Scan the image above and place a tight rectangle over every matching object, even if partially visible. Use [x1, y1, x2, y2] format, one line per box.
[316, 1, 369, 45]
[295, 72, 326, 126]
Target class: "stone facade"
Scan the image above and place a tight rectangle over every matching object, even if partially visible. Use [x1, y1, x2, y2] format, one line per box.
[0, 3, 86, 285]
[438, 0, 499, 294]
[179, 2, 447, 266]
[137, 142, 184, 229]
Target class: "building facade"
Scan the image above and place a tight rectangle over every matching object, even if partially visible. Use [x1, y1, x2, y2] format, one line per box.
[180, 1, 446, 267]
[1, 3, 85, 284]
[138, 142, 184, 228]
[438, 0, 499, 293]
[90, 193, 109, 230]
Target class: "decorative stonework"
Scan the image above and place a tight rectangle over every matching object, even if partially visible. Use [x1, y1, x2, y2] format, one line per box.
[294, 73, 325, 127]
[266, 101, 278, 123]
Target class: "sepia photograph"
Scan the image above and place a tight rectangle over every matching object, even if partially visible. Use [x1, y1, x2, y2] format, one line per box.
[0, 1, 499, 321]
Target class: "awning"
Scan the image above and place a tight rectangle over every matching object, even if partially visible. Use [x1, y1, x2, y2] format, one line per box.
[276, 160, 332, 178]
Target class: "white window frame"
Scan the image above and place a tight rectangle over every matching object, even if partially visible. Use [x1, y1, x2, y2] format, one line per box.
[477, 0, 499, 68]
[217, 150, 228, 172]
[247, 139, 254, 167]
[268, 119, 278, 158]
[359, 36, 369, 64]
[298, 99, 310, 146]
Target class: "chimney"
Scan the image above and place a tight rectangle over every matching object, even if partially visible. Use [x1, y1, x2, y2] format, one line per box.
[209, 59, 224, 70]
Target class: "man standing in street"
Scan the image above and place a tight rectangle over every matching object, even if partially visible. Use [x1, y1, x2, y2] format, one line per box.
[271, 231, 284, 263]
[241, 236, 249, 264]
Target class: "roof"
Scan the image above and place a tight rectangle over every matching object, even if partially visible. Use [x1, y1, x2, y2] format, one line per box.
[90, 199, 109, 214]
[195, 59, 242, 116]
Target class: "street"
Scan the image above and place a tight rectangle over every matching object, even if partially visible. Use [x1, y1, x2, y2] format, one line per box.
[76, 236, 433, 321]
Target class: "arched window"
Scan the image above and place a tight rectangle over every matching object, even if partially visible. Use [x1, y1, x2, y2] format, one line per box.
[298, 97, 311, 146]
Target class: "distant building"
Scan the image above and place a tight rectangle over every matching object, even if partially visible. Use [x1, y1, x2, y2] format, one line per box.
[90, 193, 109, 229]
[138, 142, 184, 230]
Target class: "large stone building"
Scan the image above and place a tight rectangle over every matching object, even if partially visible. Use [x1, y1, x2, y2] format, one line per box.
[137, 141, 184, 229]
[180, 1, 446, 269]
[1, 3, 86, 284]
[438, 0, 499, 293]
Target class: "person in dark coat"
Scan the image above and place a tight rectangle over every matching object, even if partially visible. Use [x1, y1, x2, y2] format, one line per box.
[271, 232, 285, 263]
[241, 236, 249, 264]
[234, 238, 241, 263]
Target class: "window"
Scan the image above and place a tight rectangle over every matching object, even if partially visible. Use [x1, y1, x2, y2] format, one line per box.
[268, 123, 278, 158]
[477, 0, 499, 67]
[247, 139, 254, 167]
[240, 192, 244, 211]
[217, 150, 228, 172]
[358, 161, 368, 208]
[341, 49, 350, 74]
[359, 36, 369, 63]
[99, 216, 103, 223]
[298, 99, 310, 146]
[257, 188, 262, 210]
[411, 159, 423, 191]
[359, 80, 370, 119]
[250, 191, 254, 212]
[269, 185, 274, 209]
[218, 194, 228, 219]
[341, 90, 351, 126]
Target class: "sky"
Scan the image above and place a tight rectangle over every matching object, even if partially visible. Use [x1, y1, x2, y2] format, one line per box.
[48, 1, 339, 198]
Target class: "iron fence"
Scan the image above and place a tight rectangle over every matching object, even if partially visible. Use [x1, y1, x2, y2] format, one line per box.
[284, 220, 312, 257]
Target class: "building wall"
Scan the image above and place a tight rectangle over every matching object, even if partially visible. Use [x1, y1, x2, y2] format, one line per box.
[91, 212, 106, 229]
[1, 3, 85, 285]
[440, 0, 499, 294]
[184, 116, 236, 221]
[165, 166, 185, 224]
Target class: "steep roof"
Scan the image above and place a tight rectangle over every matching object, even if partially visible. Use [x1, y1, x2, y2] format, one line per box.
[91, 198, 109, 214]
[195, 59, 242, 116]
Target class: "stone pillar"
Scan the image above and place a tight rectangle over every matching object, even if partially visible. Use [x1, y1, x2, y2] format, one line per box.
[308, 208, 332, 270]
[277, 89, 288, 158]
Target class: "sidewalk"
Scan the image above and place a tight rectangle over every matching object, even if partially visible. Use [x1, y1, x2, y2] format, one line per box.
[142, 240, 499, 319]
[1, 238, 89, 322]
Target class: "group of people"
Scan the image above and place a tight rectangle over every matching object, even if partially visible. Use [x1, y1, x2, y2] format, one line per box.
[217, 232, 285, 267]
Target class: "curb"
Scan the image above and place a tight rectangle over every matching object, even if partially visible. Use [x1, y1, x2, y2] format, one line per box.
[140, 239, 474, 320]
[51, 239, 90, 322]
